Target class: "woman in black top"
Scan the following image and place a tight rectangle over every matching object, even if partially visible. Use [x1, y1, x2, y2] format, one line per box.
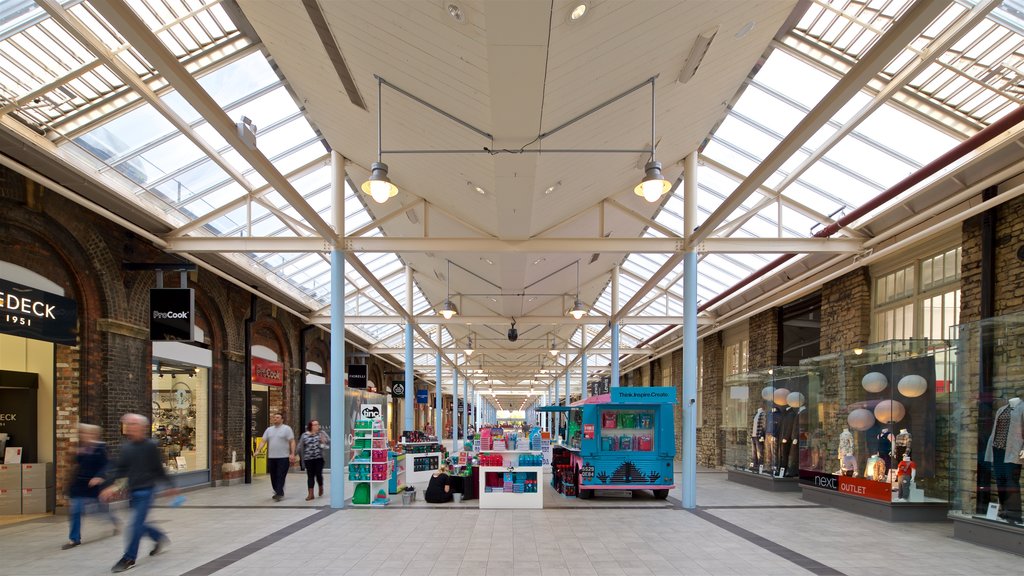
[64, 423, 120, 549]
[297, 420, 329, 500]
[424, 464, 453, 503]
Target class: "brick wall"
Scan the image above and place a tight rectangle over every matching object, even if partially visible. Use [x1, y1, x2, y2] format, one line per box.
[698, 332, 724, 468]
[749, 309, 779, 370]
[821, 269, 871, 354]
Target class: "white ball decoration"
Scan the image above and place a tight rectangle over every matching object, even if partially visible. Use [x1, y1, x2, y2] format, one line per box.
[874, 399, 906, 423]
[897, 374, 927, 398]
[848, 408, 875, 431]
[773, 387, 791, 407]
[861, 372, 888, 394]
[761, 386, 774, 402]
[786, 391, 805, 408]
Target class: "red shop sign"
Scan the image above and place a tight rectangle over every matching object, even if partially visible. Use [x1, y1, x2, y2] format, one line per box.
[838, 475, 892, 502]
[252, 357, 284, 386]
[583, 424, 595, 439]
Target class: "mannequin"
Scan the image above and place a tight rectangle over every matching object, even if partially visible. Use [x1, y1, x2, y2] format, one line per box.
[750, 407, 766, 471]
[765, 406, 781, 474]
[877, 427, 894, 471]
[984, 396, 1024, 523]
[789, 405, 806, 475]
[895, 429, 912, 462]
[838, 428, 855, 476]
[779, 406, 798, 476]
[895, 454, 916, 501]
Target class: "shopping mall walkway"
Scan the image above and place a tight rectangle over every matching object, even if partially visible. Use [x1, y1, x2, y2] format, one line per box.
[0, 469, 1019, 576]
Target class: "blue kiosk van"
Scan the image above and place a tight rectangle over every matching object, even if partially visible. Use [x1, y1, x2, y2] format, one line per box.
[547, 386, 676, 499]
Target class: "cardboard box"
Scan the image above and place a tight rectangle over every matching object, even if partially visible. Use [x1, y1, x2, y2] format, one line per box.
[21, 463, 53, 489]
[21, 487, 48, 514]
[0, 465, 20, 490]
[0, 488, 20, 515]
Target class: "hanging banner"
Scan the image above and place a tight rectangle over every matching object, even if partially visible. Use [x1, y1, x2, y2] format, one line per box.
[252, 357, 284, 386]
[0, 278, 77, 344]
[150, 288, 194, 341]
[391, 381, 406, 398]
[416, 389, 429, 404]
[610, 386, 676, 403]
[348, 364, 367, 389]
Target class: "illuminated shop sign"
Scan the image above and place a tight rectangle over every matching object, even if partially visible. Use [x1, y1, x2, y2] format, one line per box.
[252, 357, 284, 386]
[150, 288, 194, 341]
[0, 278, 77, 344]
[348, 364, 367, 389]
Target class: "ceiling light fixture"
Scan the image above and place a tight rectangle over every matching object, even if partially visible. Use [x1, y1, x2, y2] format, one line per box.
[439, 259, 458, 319]
[568, 259, 588, 320]
[464, 334, 474, 356]
[361, 77, 398, 204]
[568, 2, 589, 22]
[633, 78, 671, 203]
[549, 335, 559, 356]
[544, 180, 561, 195]
[447, 3, 466, 23]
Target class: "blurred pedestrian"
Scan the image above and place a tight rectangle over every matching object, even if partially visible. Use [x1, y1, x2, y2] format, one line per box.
[259, 412, 297, 501]
[100, 414, 175, 573]
[297, 419, 329, 500]
[63, 423, 120, 550]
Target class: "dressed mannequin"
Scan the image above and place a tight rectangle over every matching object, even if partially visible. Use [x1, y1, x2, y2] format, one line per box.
[779, 406, 798, 476]
[750, 407, 766, 470]
[765, 406, 781, 474]
[895, 429, 912, 462]
[788, 405, 806, 475]
[896, 454, 916, 501]
[984, 396, 1024, 523]
[877, 427, 894, 471]
[864, 453, 885, 481]
[838, 428, 855, 476]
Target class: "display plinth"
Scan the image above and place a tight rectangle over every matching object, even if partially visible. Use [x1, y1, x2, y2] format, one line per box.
[950, 515, 1024, 556]
[404, 452, 443, 484]
[727, 469, 800, 492]
[478, 465, 543, 509]
[801, 484, 948, 522]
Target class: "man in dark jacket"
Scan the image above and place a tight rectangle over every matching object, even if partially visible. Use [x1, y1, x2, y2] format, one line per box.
[64, 423, 120, 549]
[100, 413, 176, 573]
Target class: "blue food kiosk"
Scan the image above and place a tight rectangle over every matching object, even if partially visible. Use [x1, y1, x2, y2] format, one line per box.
[548, 386, 676, 499]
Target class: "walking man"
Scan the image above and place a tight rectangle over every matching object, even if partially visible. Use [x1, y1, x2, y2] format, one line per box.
[100, 414, 175, 573]
[260, 412, 297, 501]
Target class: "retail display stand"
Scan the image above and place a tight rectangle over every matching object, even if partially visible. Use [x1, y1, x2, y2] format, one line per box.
[399, 441, 445, 484]
[477, 450, 543, 509]
[349, 417, 390, 506]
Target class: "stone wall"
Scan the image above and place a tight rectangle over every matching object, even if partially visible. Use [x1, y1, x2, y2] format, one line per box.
[821, 269, 871, 354]
[749, 309, 779, 370]
[698, 332, 724, 468]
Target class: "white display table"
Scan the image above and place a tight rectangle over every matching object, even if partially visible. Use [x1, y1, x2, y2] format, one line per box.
[477, 465, 544, 509]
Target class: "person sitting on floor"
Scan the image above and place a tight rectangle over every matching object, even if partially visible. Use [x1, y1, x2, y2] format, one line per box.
[424, 463, 453, 503]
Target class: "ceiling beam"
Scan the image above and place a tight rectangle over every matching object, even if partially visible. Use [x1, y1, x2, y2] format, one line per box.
[312, 314, 713, 326]
[166, 236, 863, 253]
[90, 0, 338, 241]
[689, 0, 952, 247]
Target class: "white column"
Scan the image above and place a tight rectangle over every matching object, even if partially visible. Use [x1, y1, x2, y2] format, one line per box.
[329, 151, 346, 509]
[682, 151, 699, 510]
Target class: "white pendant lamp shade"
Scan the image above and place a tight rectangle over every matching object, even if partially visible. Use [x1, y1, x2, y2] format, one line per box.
[786, 391, 805, 408]
[634, 161, 671, 202]
[874, 399, 906, 423]
[773, 387, 790, 407]
[761, 386, 774, 402]
[861, 371, 888, 393]
[897, 374, 927, 398]
[848, 408, 876, 431]
[361, 162, 398, 203]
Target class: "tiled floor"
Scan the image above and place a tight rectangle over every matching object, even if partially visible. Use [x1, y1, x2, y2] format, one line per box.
[0, 469, 1021, 575]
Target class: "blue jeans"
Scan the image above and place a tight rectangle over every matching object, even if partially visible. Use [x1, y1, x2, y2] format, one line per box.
[124, 488, 164, 560]
[68, 496, 119, 542]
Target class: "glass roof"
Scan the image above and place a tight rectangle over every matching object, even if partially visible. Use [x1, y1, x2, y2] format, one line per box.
[3, 0, 1024, 390]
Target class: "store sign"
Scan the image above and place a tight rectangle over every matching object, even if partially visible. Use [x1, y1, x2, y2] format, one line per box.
[359, 404, 382, 420]
[0, 278, 77, 344]
[416, 389, 428, 404]
[799, 469, 892, 502]
[583, 424, 594, 439]
[150, 288, 194, 341]
[610, 386, 676, 403]
[391, 381, 406, 398]
[348, 365, 367, 389]
[251, 357, 284, 386]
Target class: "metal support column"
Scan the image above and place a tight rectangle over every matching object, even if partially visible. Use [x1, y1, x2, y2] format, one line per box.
[405, 265, 414, 432]
[682, 151, 698, 510]
[435, 326, 442, 438]
[329, 151, 346, 509]
[581, 327, 589, 399]
[611, 264, 620, 387]
[452, 358, 459, 451]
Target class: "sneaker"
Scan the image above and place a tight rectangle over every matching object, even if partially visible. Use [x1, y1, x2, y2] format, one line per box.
[272, 494, 283, 501]
[111, 557, 135, 573]
[61, 541, 80, 550]
[150, 537, 169, 556]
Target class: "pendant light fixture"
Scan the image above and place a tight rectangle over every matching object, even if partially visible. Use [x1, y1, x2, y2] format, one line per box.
[439, 259, 458, 319]
[361, 76, 399, 204]
[633, 77, 671, 202]
[567, 259, 588, 320]
[464, 334, 474, 356]
[549, 335, 559, 356]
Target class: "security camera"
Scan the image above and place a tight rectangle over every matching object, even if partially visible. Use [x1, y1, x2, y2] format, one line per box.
[507, 318, 518, 342]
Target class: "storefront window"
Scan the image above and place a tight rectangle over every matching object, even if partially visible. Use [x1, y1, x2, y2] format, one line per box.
[152, 367, 208, 474]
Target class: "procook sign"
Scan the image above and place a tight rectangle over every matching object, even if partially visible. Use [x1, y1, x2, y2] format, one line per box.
[150, 288, 194, 341]
[0, 278, 77, 344]
[252, 357, 284, 386]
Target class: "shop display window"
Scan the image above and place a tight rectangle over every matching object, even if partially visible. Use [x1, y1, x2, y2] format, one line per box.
[597, 408, 656, 452]
[722, 367, 807, 477]
[152, 367, 208, 474]
[567, 408, 583, 450]
[950, 313, 1024, 527]
[798, 339, 950, 503]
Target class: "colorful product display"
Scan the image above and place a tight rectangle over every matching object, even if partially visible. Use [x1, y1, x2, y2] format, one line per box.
[350, 417, 390, 505]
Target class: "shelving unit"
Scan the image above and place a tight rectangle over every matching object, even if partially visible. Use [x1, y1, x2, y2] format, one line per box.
[349, 418, 390, 506]
[398, 441, 445, 484]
